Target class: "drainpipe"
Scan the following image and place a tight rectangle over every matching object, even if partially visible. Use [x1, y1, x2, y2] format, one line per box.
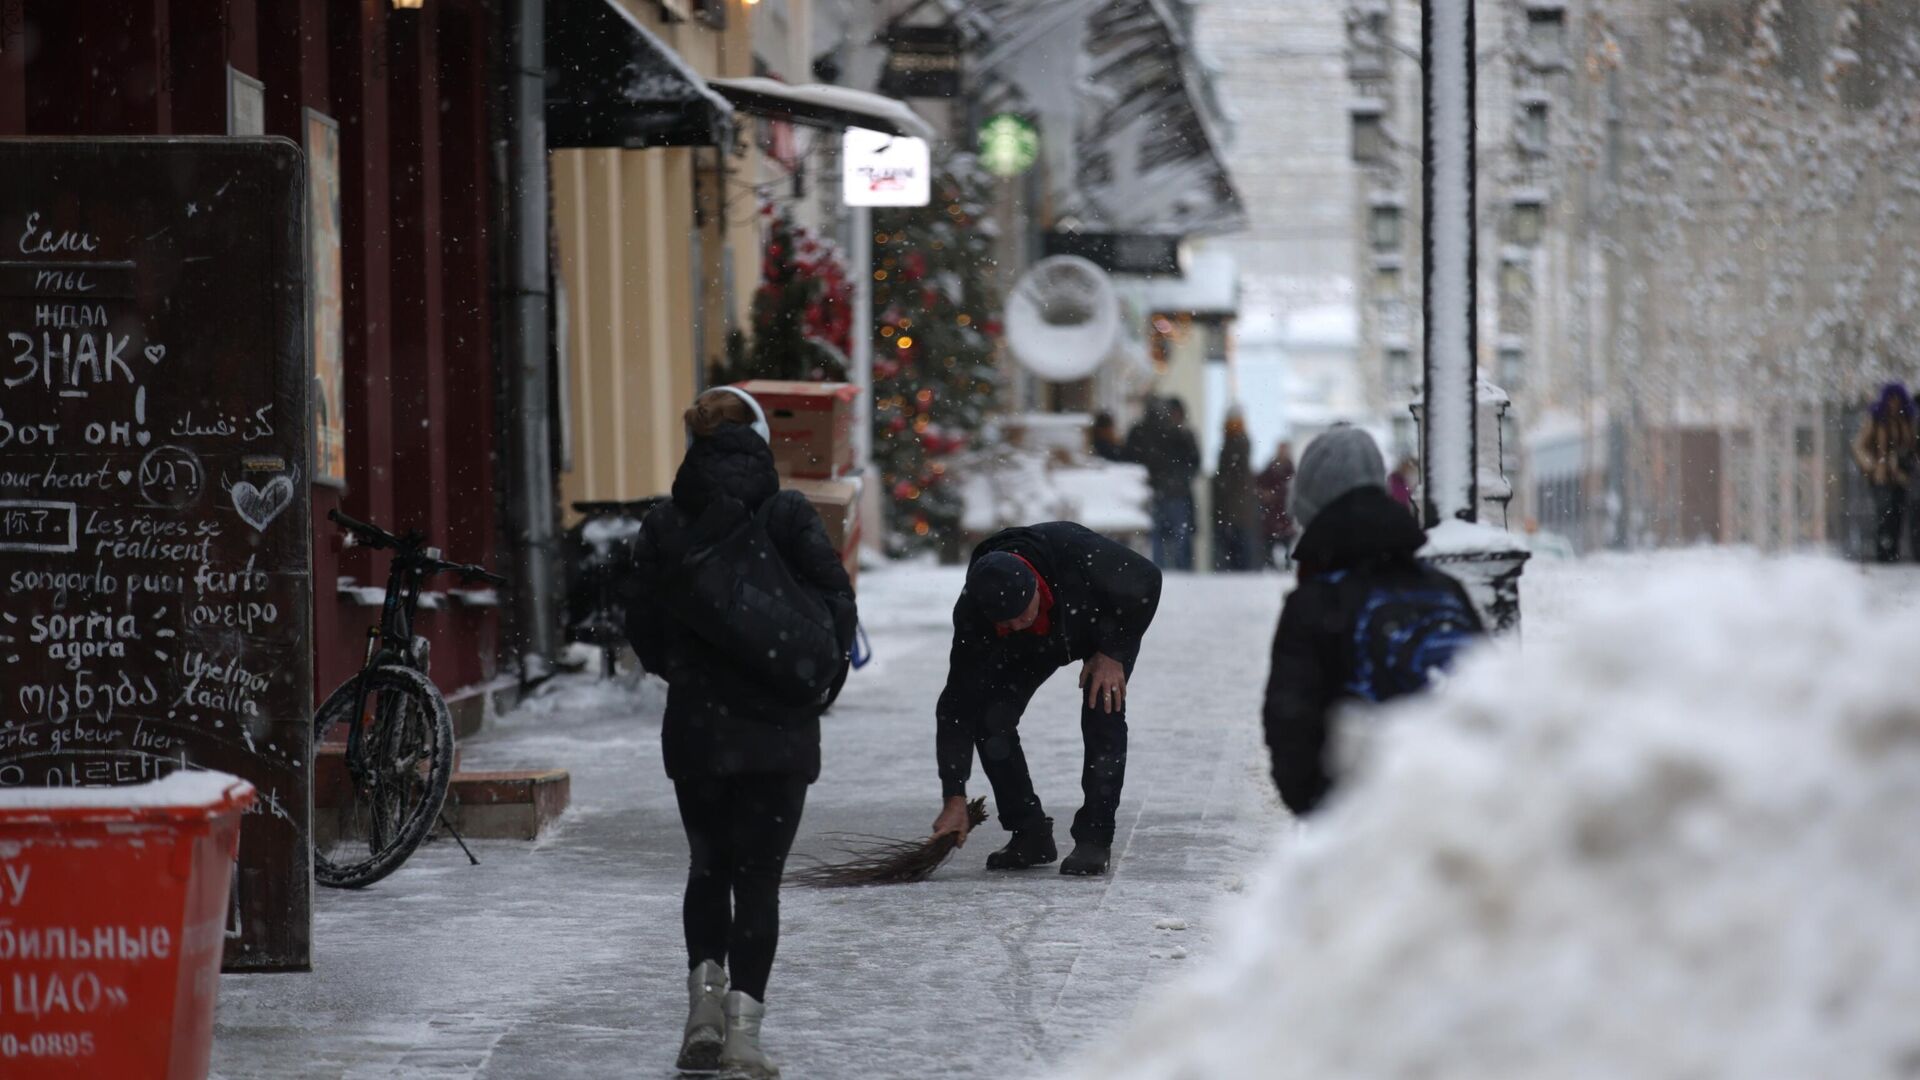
[496, 0, 560, 679]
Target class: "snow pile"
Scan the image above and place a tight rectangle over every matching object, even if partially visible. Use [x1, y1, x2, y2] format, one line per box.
[1065, 555, 1920, 1080]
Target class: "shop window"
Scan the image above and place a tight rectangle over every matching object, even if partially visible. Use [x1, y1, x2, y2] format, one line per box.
[1387, 346, 1414, 392]
[1526, 3, 1567, 68]
[1370, 204, 1402, 251]
[1351, 106, 1387, 164]
[1498, 346, 1526, 391]
[1374, 257, 1403, 295]
[1519, 100, 1550, 155]
[1501, 260, 1531, 303]
[1510, 197, 1545, 245]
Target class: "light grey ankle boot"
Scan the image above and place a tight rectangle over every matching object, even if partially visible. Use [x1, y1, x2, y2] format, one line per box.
[717, 990, 779, 1079]
[677, 961, 728, 1071]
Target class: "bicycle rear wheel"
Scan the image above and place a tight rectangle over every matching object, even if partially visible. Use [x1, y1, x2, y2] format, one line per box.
[312, 664, 456, 889]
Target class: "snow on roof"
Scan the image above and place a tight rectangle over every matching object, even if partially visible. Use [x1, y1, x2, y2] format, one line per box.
[969, 0, 1246, 237]
[599, 0, 736, 122]
[707, 77, 935, 142]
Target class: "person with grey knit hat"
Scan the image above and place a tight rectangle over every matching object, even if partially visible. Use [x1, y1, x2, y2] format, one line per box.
[1262, 425, 1484, 815]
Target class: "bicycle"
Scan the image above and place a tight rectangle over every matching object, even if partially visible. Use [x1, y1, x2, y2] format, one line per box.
[313, 508, 507, 889]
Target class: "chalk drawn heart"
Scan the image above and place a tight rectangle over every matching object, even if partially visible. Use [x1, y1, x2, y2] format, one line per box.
[116, 470, 132, 485]
[232, 475, 294, 533]
[144, 345, 166, 365]
[136, 430, 151, 446]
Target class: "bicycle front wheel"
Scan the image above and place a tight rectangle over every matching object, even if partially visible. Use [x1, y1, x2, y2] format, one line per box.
[312, 664, 456, 889]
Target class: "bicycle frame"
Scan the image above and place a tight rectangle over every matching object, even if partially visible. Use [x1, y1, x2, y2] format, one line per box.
[343, 542, 433, 797]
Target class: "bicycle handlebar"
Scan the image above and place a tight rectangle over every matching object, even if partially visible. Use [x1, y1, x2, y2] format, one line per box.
[328, 509, 509, 586]
[328, 508, 400, 551]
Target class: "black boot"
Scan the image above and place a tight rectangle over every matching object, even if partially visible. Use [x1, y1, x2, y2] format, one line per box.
[985, 819, 1057, 870]
[1059, 841, 1111, 876]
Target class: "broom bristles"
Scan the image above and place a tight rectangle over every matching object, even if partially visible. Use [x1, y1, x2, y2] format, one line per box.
[789, 797, 988, 887]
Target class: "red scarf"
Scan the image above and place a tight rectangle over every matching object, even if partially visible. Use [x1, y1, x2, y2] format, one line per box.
[995, 554, 1053, 637]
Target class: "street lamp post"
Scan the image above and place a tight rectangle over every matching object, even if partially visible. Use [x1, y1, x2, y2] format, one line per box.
[1416, 0, 1531, 632]
[1421, 0, 1478, 528]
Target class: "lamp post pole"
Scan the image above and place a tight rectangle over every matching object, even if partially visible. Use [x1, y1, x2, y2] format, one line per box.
[1421, 0, 1478, 527]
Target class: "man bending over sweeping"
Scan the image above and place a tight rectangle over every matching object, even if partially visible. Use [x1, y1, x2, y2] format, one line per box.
[929, 522, 1163, 876]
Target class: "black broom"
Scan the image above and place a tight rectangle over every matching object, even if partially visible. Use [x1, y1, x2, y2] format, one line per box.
[788, 797, 988, 887]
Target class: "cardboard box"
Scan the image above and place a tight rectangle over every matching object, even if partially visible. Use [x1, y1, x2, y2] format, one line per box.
[740, 380, 860, 479]
[785, 474, 862, 587]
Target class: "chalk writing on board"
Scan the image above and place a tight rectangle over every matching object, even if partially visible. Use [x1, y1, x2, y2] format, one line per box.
[0, 142, 312, 973]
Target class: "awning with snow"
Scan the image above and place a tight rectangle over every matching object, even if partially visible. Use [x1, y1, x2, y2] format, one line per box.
[545, 0, 734, 150]
[706, 78, 936, 142]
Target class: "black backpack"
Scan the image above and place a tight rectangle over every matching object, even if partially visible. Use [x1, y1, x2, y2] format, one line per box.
[1327, 567, 1482, 703]
[667, 495, 846, 706]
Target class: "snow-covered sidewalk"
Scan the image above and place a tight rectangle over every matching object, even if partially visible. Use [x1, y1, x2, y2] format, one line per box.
[211, 562, 1288, 1079]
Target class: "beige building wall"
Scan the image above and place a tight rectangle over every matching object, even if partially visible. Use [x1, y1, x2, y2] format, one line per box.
[552, 0, 771, 515]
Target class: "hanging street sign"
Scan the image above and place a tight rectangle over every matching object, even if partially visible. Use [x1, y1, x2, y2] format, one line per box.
[879, 23, 964, 99]
[978, 113, 1040, 178]
[843, 126, 932, 208]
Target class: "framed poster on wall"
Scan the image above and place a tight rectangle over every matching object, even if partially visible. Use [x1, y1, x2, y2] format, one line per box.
[305, 108, 346, 486]
[228, 67, 265, 136]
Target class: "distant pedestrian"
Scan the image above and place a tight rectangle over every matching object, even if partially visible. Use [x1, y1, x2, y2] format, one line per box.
[625, 387, 858, 1078]
[1388, 456, 1419, 517]
[1256, 440, 1297, 565]
[1853, 382, 1918, 564]
[1090, 411, 1127, 462]
[1125, 397, 1202, 570]
[1263, 427, 1484, 816]
[1210, 412, 1259, 572]
[929, 522, 1163, 877]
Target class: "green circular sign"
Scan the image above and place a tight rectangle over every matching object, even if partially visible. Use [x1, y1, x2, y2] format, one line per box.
[978, 113, 1040, 177]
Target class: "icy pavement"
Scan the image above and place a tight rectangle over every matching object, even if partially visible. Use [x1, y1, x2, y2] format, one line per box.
[211, 561, 1289, 1079]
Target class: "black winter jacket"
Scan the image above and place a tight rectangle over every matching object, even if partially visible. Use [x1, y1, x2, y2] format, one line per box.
[1263, 486, 1483, 816]
[625, 425, 857, 783]
[936, 522, 1162, 797]
[1124, 419, 1201, 501]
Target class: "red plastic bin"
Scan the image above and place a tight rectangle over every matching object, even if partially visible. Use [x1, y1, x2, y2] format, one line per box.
[0, 771, 254, 1079]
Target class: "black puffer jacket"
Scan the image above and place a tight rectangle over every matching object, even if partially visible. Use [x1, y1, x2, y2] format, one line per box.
[625, 425, 856, 782]
[935, 522, 1162, 797]
[1263, 486, 1483, 816]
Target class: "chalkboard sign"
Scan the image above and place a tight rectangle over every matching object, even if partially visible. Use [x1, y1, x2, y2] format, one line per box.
[0, 139, 313, 972]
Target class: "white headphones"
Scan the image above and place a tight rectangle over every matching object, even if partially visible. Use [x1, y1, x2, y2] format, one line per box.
[707, 385, 771, 444]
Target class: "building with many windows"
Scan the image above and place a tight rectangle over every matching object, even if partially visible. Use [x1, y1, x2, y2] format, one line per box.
[1345, 0, 1920, 554]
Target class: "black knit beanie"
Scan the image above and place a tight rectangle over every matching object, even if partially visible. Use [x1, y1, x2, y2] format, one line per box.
[968, 552, 1037, 622]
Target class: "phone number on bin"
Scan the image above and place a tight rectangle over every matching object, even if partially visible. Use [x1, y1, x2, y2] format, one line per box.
[0, 1032, 96, 1059]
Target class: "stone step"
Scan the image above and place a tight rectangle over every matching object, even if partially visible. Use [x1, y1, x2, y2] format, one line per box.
[437, 769, 571, 841]
[313, 742, 462, 812]
[311, 757, 570, 842]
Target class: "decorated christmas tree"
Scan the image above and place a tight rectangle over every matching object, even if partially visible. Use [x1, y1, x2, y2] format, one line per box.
[714, 205, 853, 384]
[871, 166, 1003, 555]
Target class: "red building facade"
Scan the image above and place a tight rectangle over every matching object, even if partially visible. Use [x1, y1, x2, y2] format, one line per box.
[1, 0, 504, 703]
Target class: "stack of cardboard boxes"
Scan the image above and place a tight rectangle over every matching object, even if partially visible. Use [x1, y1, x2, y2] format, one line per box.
[738, 381, 863, 587]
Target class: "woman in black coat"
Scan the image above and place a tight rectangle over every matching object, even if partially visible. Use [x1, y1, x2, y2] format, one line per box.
[625, 387, 855, 1079]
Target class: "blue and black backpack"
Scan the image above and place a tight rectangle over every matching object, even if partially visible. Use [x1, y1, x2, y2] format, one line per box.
[1327, 568, 1482, 703]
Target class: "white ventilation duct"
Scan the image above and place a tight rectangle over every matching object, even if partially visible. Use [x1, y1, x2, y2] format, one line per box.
[1005, 255, 1122, 383]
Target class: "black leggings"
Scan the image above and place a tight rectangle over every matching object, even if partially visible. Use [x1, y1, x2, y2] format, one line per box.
[674, 774, 809, 1002]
